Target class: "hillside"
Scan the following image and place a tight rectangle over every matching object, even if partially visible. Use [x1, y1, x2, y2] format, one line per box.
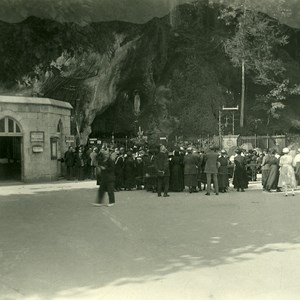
[0, 1, 300, 143]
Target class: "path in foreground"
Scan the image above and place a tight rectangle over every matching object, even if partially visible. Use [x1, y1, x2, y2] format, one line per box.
[0, 182, 299, 300]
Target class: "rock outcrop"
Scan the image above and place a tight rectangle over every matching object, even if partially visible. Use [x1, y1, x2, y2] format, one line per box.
[0, 2, 300, 141]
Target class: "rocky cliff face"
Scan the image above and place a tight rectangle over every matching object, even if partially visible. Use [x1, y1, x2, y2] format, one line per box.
[0, 2, 300, 142]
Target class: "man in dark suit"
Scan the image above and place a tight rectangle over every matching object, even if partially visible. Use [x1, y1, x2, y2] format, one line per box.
[154, 145, 170, 197]
[64, 146, 75, 180]
[93, 150, 116, 207]
[204, 146, 219, 195]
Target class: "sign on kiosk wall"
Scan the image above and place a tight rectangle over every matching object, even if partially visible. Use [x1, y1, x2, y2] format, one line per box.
[30, 131, 44, 143]
[65, 135, 75, 143]
[32, 145, 43, 153]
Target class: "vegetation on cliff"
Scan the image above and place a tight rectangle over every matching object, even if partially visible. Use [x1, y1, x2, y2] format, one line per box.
[0, 0, 300, 144]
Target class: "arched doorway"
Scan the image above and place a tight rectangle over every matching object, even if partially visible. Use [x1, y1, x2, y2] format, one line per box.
[0, 117, 22, 181]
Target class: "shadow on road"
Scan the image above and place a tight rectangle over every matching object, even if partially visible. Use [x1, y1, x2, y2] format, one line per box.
[0, 188, 299, 299]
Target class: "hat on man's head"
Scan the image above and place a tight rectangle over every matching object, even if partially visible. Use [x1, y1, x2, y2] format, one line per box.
[282, 147, 290, 154]
[160, 145, 167, 153]
[221, 149, 227, 154]
[235, 149, 242, 155]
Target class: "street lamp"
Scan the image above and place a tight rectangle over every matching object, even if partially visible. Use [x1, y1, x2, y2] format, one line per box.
[222, 105, 239, 135]
[219, 105, 239, 148]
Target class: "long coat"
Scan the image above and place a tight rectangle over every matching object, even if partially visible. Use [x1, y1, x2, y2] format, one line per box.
[183, 153, 198, 175]
[218, 156, 229, 189]
[64, 150, 74, 167]
[170, 155, 184, 192]
[233, 155, 248, 189]
[204, 151, 219, 174]
[96, 157, 115, 185]
[183, 153, 198, 187]
[154, 152, 170, 177]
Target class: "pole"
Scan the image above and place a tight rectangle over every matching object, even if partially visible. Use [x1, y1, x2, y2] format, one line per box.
[232, 111, 235, 135]
[240, 59, 245, 128]
[219, 110, 222, 148]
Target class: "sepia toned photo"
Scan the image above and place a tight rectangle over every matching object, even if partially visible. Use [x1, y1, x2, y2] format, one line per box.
[1, 0, 300, 299]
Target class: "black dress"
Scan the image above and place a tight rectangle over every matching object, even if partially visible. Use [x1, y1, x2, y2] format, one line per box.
[218, 156, 229, 192]
[233, 155, 248, 190]
[170, 155, 184, 192]
[124, 155, 136, 190]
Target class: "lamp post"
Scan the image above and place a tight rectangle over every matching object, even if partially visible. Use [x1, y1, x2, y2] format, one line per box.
[222, 105, 239, 135]
[219, 105, 239, 148]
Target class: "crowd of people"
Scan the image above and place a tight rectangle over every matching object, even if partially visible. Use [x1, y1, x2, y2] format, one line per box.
[63, 143, 300, 207]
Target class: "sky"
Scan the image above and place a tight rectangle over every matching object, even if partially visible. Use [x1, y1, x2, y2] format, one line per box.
[0, 0, 299, 28]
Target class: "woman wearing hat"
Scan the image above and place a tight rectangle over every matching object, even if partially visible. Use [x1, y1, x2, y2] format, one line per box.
[278, 147, 297, 196]
[183, 147, 199, 193]
[264, 150, 280, 192]
[170, 150, 184, 192]
[218, 150, 229, 193]
[233, 149, 248, 192]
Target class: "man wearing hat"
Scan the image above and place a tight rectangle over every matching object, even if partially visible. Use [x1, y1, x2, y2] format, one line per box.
[204, 146, 219, 195]
[154, 145, 170, 197]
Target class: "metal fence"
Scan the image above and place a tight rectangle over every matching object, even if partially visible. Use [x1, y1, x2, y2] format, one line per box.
[237, 134, 300, 151]
[237, 135, 286, 151]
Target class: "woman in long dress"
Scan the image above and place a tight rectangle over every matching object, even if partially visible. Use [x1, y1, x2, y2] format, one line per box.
[278, 147, 297, 196]
[265, 150, 280, 192]
[261, 149, 271, 190]
[233, 149, 248, 192]
[218, 150, 229, 193]
[170, 150, 184, 192]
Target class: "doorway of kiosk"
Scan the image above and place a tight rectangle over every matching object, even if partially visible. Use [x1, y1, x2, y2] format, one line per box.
[0, 136, 22, 181]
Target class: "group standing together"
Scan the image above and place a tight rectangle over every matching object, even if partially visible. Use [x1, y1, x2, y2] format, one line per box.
[64, 144, 299, 207]
[262, 147, 299, 196]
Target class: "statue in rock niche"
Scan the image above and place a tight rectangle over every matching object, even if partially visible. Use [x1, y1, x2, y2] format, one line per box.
[133, 90, 141, 116]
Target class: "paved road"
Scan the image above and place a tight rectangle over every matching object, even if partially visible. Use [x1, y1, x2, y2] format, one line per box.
[0, 181, 300, 300]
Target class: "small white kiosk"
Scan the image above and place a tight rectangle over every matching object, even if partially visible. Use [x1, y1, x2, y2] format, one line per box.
[0, 96, 72, 182]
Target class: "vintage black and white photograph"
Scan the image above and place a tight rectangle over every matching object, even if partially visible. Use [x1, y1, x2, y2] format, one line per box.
[1, 0, 300, 299]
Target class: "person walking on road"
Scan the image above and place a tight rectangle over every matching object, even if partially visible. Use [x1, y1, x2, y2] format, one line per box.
[93, 150, 116, 207]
